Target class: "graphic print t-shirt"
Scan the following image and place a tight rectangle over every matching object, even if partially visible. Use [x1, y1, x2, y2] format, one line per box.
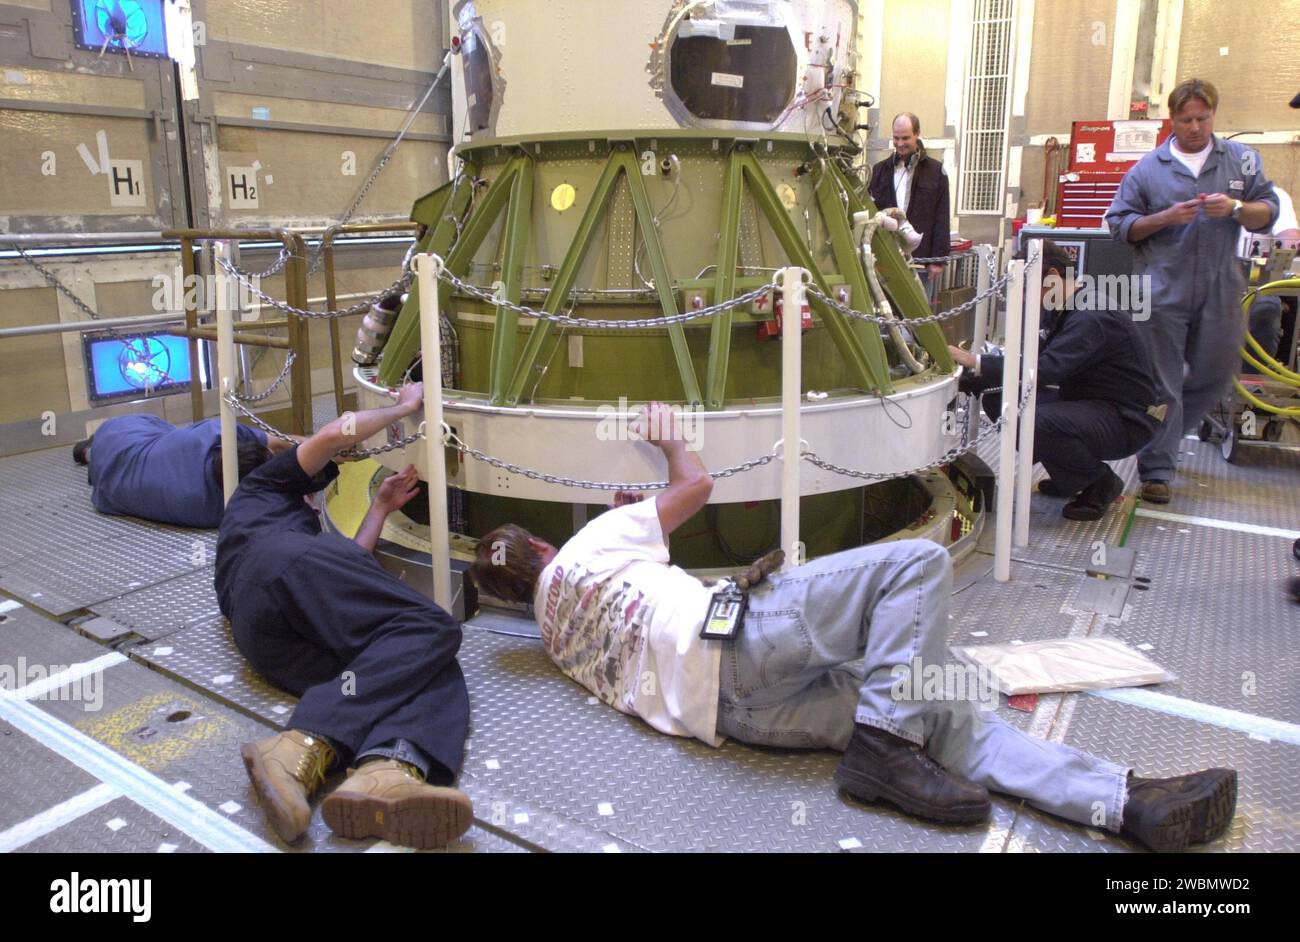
[534, 499, 723, 747]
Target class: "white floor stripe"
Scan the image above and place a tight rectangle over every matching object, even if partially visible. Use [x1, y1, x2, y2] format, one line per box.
[0, 599, 22, 614]
[12, 653, 126, 700]
[0, 689, 278, 853]
[0, 783, 119, 852]
[1135, 508, 1300, 540]
[1087, 688, 1300, 746]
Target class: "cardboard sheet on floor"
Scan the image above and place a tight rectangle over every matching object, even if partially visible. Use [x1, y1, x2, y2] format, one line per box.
[950, 637, 1174, 695]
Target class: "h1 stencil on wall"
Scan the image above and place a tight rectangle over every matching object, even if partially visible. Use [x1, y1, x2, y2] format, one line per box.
[108, 159, 146, 207]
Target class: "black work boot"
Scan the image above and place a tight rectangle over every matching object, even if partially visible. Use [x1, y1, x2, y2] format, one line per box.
[1037, 477, 1073, 498]
[1120, 769, 1237, 852]
[1063, 466, 1124, 521]
[834, 723, 991, 825]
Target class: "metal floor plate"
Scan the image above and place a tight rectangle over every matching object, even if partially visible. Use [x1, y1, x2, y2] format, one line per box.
[1097, 516, 1300, 721]
[1162, 437, 1300, 530]
[1, 432, 1296, 853]
[91, 567, 224, 641]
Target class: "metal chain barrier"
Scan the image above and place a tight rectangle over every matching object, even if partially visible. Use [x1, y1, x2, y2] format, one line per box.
[218, 255, 413, 319]
[434, 266, 772, 329]
[228, 350, 296, 403]
[803, 382, 1034, 482]
[304, 57, 452, 276]
[7, 241, 181, 385]
[8, 243, 110, 324]
[806, 270, 1011, 327]
[442, 426, 777, 491]
[216, 248, 1038, 481]
[223, 380, 1034, 488]
[911, 248, 979, 264]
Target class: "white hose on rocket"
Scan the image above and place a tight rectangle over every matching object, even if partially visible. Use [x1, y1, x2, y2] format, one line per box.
[854, 208, 928, 375]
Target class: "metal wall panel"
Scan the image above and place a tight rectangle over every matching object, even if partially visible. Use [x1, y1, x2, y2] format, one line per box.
[188, 0, 451, 228]
[0, 285, 68, 422]
[1177, 0, 1300, 131]
[1023, 0, 1114, 135]
[0, 1, 186, 233]
[878, 0, 951, 138]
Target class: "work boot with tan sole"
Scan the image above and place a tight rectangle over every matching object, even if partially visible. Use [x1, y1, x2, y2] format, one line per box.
[239, 730, 335, 844]
[321, 759, 473, 849]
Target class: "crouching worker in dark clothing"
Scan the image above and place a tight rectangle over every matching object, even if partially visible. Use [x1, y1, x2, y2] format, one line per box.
[74, 415, 291, 528]
[471, 403, 1236, 852]
[951, 240, 1164, 521]
[215, 382, 472, 848]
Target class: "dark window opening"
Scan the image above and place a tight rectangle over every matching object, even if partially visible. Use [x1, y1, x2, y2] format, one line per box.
[669, 24, 797, 124]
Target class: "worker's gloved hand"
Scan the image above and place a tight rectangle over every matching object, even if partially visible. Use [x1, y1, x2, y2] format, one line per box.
[733, 548, 785, 591]
[897, 221, 924, 252]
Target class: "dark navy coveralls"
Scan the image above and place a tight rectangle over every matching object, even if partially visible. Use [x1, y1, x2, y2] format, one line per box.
[89, 415, 266, 528]
[962, 303, 1161, 495]
[214, 447, 468, 784]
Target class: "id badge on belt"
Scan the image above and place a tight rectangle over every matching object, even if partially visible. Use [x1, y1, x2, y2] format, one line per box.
[700, 580, 747, 641]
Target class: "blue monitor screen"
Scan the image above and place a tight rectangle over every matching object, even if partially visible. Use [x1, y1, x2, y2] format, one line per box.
[84, 333, 206, 402]
[72, 1, 170, 59]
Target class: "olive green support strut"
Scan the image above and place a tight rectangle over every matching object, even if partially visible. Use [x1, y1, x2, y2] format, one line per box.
[736, 148, 892, 395]
[504, 144, 700, 406]
[377, 168, 478, 387]
[827, 160, 955, 372]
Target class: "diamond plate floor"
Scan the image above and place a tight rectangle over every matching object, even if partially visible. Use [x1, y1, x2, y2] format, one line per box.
[1, 432, 1296, 853]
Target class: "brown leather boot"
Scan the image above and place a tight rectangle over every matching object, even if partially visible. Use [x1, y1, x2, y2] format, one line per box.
[321, 759, 473, 849]
[239, 730, 335, 843]
[1140, 480, 1172, 504]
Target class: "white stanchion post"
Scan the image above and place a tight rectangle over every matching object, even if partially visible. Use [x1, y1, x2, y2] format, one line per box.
[779, 266, 804, 571]
[994, 258, 1025, 582]
[1014, 242, 1043, 547]
[967, 244, 994, 442]
[214, 240, 239, 505]
[416, 253, 452, 610]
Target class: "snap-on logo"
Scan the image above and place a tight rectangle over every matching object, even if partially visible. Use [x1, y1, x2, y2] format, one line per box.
[1228, 180, 1244, 191]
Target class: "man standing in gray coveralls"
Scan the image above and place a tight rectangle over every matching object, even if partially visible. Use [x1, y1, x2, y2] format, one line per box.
[1106, 78, 1278, 504]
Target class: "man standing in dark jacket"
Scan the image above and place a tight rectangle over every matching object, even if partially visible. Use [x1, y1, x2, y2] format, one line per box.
[951, 241, 1164, 521]
[869, 113, 951, 284]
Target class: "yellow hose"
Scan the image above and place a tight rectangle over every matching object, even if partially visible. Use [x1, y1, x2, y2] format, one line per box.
[1233, 379, 1300, 416]
[1239, 277, 1300, 388]
[1240, 347, 1298, 384]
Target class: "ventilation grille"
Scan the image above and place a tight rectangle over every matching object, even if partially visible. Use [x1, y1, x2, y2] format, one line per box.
[958, 0, 1015, 215]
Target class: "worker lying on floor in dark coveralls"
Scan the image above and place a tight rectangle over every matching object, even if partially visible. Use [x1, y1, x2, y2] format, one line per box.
[471, 402, 1237, 853]
[950, 240, 1164, 521]
[73, 414, 291, 528]
[215, 381, 472, 849]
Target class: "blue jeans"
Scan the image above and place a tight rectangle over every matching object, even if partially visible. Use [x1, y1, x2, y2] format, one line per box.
[716, 541, 1131, 831]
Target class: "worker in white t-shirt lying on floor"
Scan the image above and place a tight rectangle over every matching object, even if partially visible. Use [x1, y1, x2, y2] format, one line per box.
[470, 402, 1238, 852]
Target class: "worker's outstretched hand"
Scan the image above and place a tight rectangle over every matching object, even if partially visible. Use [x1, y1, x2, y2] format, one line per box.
[374, 464, 421, 515]
[947, 344, 977, 370]
[633, 401, 681, 448]
[396, 382, 424, 415]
